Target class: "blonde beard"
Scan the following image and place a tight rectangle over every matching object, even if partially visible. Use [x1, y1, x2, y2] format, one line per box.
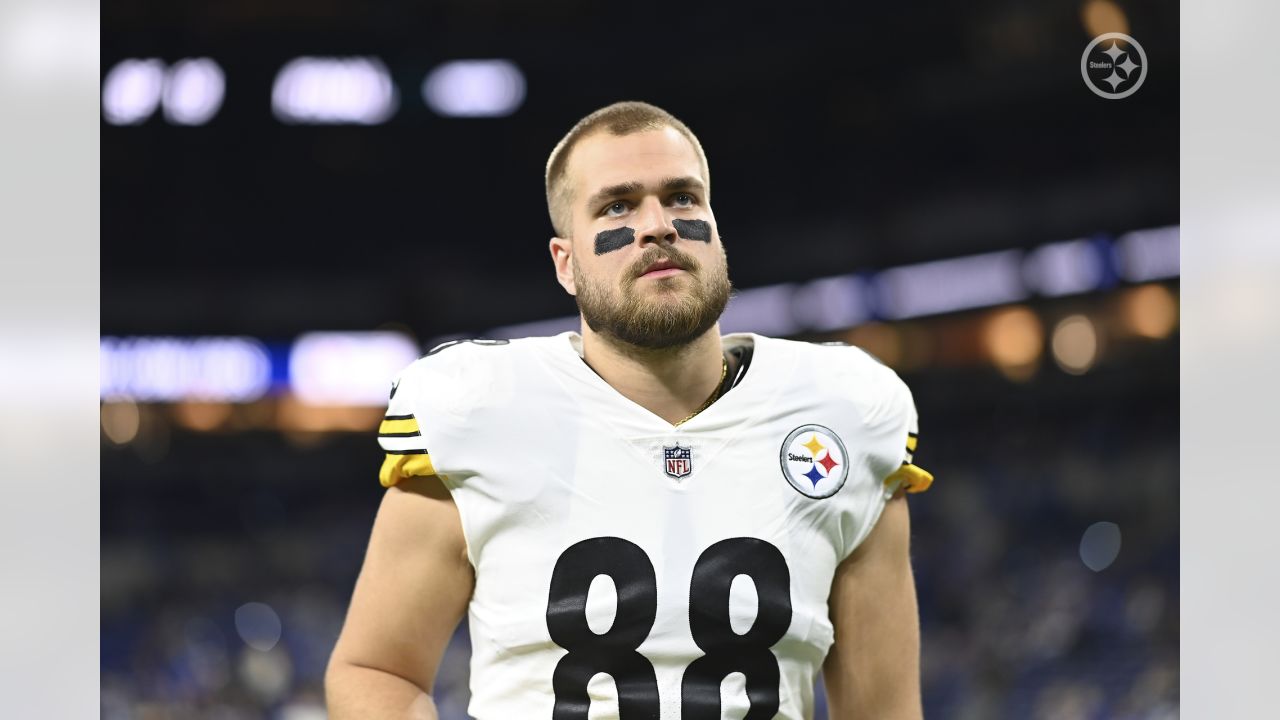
[572, 248, 731, 351]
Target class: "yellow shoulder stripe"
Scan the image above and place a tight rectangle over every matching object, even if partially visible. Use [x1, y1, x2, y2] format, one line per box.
[379, 452, 436, 487]
[885, 463, 933, 494]
[906, 433, 918, 452]
[379, 417, 420, 436]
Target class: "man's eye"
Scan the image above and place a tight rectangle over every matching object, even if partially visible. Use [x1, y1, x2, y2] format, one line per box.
[604, 201, 628, 217]
[672, 193, 695, 207]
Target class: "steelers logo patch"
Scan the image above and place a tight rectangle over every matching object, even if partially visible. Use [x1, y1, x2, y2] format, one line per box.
[779, 424, 850, 499]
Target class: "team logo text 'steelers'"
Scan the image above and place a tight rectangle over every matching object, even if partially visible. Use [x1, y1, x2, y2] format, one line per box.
[779, 424, 850, 498]
[663, 444, 692, 479]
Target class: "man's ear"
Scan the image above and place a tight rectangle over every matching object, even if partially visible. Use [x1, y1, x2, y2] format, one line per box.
[549, 235, 576, 295]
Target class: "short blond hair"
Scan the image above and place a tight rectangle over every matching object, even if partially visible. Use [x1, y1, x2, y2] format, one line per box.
[545, 101, 710, 238]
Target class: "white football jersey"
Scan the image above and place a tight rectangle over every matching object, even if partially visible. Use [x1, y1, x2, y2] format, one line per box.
[376, 332, 932, 720]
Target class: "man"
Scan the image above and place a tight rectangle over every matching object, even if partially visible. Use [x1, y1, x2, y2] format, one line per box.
[326, 101, 933, 719]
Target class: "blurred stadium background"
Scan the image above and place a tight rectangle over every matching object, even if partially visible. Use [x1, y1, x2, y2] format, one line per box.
[101, 1, 1178, 717]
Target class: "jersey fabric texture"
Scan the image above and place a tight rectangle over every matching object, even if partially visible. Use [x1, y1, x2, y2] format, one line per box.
[376, 332, 932, 720]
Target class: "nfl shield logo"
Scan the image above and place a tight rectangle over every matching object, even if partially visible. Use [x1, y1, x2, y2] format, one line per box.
[663, 444, 692, 479]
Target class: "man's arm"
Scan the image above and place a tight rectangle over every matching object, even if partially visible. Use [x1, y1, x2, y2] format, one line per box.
[326, 475, 475, 720]
[822, 494, 923, 719]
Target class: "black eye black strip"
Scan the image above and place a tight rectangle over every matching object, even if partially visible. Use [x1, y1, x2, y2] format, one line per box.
[594, 227, 635, 255]
[673, 219, 711, 242]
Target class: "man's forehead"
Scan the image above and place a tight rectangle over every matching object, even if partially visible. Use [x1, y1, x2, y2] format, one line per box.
[569, 127, 703, 195]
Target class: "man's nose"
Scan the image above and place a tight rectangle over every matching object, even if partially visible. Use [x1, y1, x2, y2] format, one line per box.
[635, 196, 677, 246]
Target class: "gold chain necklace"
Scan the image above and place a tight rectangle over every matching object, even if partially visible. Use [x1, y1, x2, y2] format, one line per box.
[673, 355, 729, 427]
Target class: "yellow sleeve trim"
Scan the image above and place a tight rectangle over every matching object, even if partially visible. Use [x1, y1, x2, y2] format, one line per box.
[885, 463, 934, 494]
[378, 417, 420, 436]
[906, 434, 918, 452]
[379, 452, 437, 487]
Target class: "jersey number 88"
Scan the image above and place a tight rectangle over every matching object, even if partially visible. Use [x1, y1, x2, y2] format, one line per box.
[546, 536, 792, 719]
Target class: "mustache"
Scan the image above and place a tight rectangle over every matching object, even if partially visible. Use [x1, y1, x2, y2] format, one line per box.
[628, 246, 700, 280]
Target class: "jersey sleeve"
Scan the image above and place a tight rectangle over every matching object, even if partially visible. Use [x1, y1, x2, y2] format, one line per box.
[376, 359, 438, 487]
[880, 382, 933, 497]
[374, 341, 501, 487]
[828, 345, 935, 560]
[839, 344, 934, 500]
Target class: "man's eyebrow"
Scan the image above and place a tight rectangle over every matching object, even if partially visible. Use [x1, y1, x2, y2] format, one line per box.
[586, 181, 644, 209]
[584, 176, 706, 209]
[660, 176, 705, 193]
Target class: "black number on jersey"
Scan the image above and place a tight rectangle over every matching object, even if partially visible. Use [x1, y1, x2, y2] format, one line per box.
[682, 538, 791, 718]
[546, 536, 792, 718]
[547, 537, 660, 719]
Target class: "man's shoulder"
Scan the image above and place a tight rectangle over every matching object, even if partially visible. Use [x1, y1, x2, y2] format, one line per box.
[391, 335, 562, 408]
[405, 334, 560, 373]
[750, 334, 912, 419]
[751, 334, 898, 378]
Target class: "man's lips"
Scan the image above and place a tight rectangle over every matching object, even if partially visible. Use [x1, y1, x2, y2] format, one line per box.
[642, 267, 685, 278]
[638, 258, 687, 277]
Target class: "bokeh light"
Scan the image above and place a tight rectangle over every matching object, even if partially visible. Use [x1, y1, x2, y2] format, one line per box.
[422, 59, 526, 117]
[163, 57, 226, 125]
[238, 646, 293, 703]
[173, 401, 234, 432]
[983, 306, 1044, 380]
[100, 336, 273, 403]
[272, 56, 398, 125]
[101, 401, 140, 445]
[101, 58, 165, 125]
[289, 331, 419, 407]
[235, 602, 283, 652]
[1079, 521, 1122, 572]
[1120, 284, 1179, 339]
[1080, 0, 1130, 37]
[1052, 315, 1100, 375]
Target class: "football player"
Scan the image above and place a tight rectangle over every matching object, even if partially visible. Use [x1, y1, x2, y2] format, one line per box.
[326, 101, 933, 719]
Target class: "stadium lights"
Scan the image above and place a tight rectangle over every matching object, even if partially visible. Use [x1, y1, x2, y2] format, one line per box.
[789, 275, 872, 332]
[100, 336, 272, 402]
[721, 283, 801, 337]
[101, 58, 166, 125]
[272, 57, 399, 125]
[874, 250, 1028, 320]
[288, 331, 420, 406]
[1023, 238, 1106, 297]
[1114, 225, 1179, 282]
[102, 58, 226, 126]
[162, 58, 226, 125]
[422, 59, 526, 117]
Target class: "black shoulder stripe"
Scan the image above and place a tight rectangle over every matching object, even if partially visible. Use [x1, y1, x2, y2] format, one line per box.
[383, 413, 415, 421]
[379, 431, 422, 438]
[384, 448, 430, 455]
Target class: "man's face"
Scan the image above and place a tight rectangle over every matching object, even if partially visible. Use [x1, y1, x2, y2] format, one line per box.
[551, 127, 731, 350]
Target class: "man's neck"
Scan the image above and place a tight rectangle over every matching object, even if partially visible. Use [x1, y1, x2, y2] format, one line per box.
[578, 323, 726, 427]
